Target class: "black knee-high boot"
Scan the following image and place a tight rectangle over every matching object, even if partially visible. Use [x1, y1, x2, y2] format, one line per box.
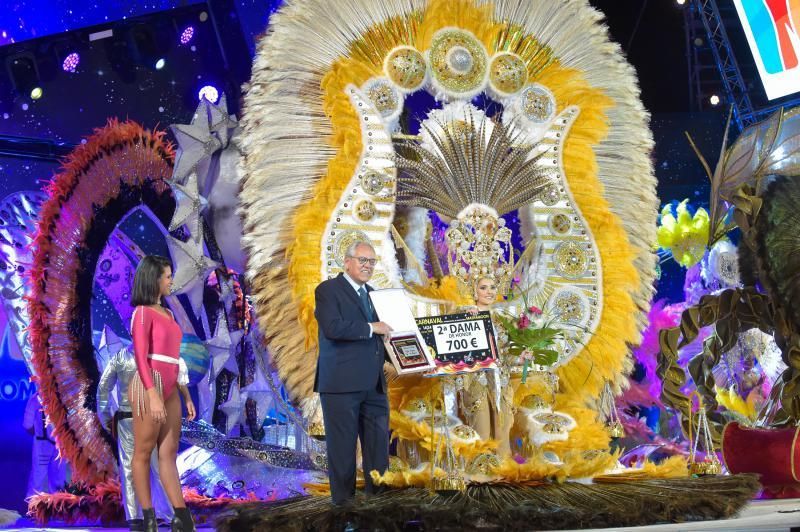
[142, 508, 157, 532]
[171, 506, 196, 532]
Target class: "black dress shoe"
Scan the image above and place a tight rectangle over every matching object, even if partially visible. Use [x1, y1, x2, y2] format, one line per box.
[171, 506, 196, 532]
[142, 508, 157, 532]
[127, 518, 144, 532]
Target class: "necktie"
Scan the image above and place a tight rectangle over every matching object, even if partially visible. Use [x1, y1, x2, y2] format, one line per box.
[358, 286, 374, 321]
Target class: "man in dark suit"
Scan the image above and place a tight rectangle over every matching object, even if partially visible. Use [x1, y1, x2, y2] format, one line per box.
[314, 241, 393, 505]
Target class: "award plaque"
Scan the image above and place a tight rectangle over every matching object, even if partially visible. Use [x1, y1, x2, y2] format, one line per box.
[369, 289, 436, 375]
[414, 311, 498, 375]
[385, 331, 433, 373]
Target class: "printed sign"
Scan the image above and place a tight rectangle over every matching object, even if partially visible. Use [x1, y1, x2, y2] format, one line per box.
[415, 311, 497, 375]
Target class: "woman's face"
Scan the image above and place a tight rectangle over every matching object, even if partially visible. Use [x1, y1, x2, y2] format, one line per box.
[158, 266, 173, 298]
[474, 277, 497, 308]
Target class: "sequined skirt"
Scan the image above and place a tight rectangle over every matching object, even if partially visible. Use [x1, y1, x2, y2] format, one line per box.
[129, 369, 164, 418]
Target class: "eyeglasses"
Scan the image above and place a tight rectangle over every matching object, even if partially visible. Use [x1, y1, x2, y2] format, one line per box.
[348, 256, 378, 266]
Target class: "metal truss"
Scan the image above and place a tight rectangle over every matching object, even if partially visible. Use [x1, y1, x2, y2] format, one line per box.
[692, 0, 754, 128]
[691, 0, 800, 129]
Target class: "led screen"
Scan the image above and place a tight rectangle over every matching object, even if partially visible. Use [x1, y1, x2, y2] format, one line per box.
[734, 0, 800, 100]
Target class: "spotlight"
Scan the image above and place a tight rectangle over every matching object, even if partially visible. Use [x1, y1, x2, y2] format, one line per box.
[6, 53, 40, 95]
[30, 87, 42, 100]
[62, 52, 80, 73]
[198, 85, 219, 103]
[677, 0, 686, 5]
[180, 26, 195, 45]
[105, 39, 136, 83]
[710, 94, 720, 106]
[128, 24, 170, 71]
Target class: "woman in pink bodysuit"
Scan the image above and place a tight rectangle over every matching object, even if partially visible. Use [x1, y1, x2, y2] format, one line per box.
[128, 255, 196, 532]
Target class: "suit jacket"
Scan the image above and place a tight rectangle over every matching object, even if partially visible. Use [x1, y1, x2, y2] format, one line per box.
[314, 273, 387, 394]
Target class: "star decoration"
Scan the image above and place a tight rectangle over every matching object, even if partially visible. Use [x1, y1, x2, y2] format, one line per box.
[196, 370, 216, 423]
[167, 172, 208, 238]
[96, 325, 130, 371]
[219, 381, 243, 435]
[218, 275, 237, 313]
[166, 225, 220, 314]
[204, 309, 244, 378]
[170, 99, 223, 184]
[208, 93, 238, 147]
[241, 364, 275, 428]
[206, 145, 246, 273]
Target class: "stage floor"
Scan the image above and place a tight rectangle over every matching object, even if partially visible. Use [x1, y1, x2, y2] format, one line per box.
[8, 498, 800, 531]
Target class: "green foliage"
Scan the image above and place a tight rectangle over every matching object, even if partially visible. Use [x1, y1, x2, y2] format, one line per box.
[495, 313, 562, 366]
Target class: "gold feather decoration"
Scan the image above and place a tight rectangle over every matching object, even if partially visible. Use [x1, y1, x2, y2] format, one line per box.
[394, 112, 553, 217]
[239, 0, 658, 419]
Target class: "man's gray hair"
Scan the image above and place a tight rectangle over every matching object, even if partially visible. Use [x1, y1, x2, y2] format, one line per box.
[345, 240, 375, 257]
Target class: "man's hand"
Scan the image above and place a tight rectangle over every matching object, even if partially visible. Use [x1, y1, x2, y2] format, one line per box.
[370, 321, 394, 336]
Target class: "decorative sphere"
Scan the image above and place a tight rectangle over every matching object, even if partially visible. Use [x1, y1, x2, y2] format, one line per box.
[180, 333, 210, 385]
[448, 47, 474, 73]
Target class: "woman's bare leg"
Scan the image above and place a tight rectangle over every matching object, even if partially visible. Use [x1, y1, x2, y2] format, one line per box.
[156, 391, 186, 508]
[129, 384, 159, 509]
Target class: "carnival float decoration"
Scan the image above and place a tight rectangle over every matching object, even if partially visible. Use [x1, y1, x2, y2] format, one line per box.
[226, 0, 760, 528]
[24, 105, 325, 523]
[657, 108, 800, 497]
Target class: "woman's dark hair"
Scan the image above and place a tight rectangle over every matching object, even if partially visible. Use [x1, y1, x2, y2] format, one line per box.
[131, 255, 172, 306]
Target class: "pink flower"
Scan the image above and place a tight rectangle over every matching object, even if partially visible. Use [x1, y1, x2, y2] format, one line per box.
[528, 306, 542, 315]
[516, 349, 534, 365]
[517, 314, 531, 329]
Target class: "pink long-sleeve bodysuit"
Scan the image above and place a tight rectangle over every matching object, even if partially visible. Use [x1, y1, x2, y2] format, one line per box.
[130, 306, 183, 413]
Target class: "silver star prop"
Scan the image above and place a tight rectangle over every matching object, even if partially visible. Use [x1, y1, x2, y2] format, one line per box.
[219, 381, 243, 435]
[241, 364, 275, 428]
[166, 172, 207, 238]
[96, 325, 129, 372]
[206, 144, 246, 273]
[205, 309, 244, 377]
[170, 99, 223, 184]
[208, 93, 238, 148]
[166, 225, 220, 315]
[197, 370, 216, 423]
[218, 275, 237, 313]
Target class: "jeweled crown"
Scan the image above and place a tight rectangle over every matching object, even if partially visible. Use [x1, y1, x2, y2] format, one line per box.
[445, 203, 514, 298]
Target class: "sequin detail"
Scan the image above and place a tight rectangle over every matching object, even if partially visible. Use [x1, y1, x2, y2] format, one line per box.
[131, 369, 164, 418]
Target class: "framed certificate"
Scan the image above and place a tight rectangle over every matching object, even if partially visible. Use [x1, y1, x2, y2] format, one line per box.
[369, 289, 436, 375]
[414, 311, 497, 376]
[384, 331, 433, 372]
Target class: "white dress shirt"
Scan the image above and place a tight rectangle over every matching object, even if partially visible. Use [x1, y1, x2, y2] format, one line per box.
[343, 272, 373, 337]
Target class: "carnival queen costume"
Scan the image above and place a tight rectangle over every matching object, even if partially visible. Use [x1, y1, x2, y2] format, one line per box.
[239, 0, 659, 487]
[389, 111, 578, 457]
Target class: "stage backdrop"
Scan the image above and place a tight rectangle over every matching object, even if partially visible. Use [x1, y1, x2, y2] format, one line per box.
[0, 1, 251, 511]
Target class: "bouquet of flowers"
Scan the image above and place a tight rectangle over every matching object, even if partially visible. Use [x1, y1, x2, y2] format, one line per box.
[495, 303, 564, 383]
